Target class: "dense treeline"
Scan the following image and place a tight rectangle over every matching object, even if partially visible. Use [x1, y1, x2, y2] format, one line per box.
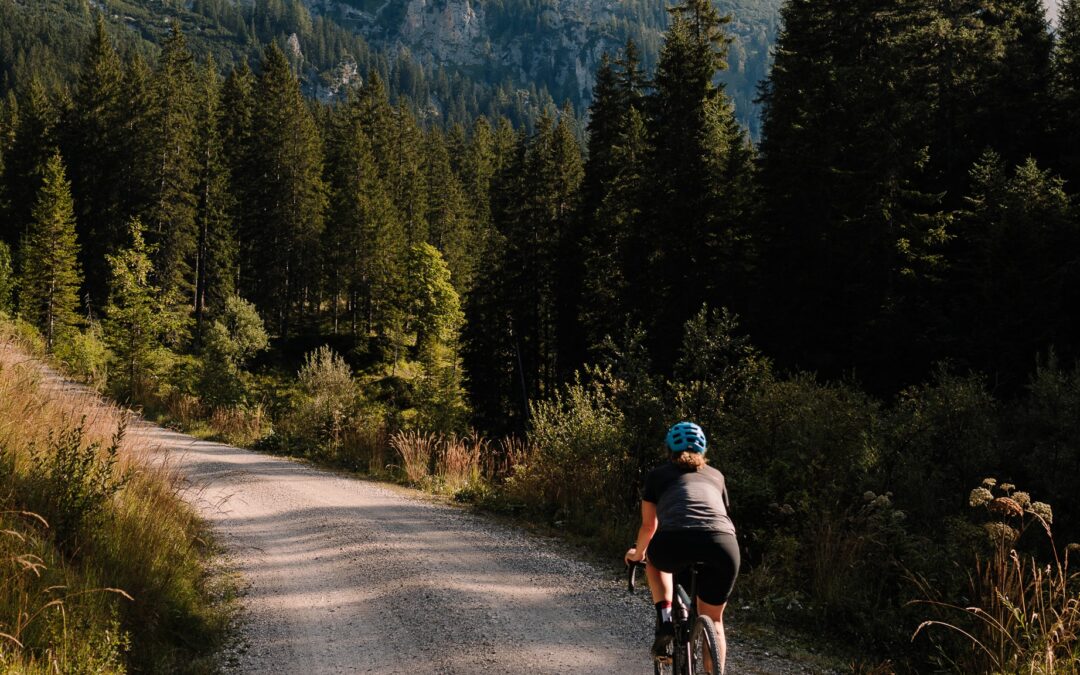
[0, 0, 558, 130]
[5, 0, 1080, 669]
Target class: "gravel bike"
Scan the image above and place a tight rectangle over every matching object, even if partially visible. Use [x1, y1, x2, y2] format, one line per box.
[628, 558, 721, 675]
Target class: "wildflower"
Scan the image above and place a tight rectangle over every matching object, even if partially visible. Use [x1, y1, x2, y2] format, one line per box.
[1029, 501, 1054, 525]
[969, 487, 994, 508]
[989, 497, 1023, 518]
[1011, 491, 1031, 508]
[982, 477, 997, 489]
[982, 522, 1019, 547]
[863, 491, 876, 502]
[999, 483, 1015, 494]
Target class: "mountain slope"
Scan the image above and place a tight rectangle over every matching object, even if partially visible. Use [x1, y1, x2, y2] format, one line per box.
[314, 0, 781, 135]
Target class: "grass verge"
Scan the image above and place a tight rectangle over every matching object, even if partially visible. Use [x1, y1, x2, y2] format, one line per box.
[0, 328, 234, 673]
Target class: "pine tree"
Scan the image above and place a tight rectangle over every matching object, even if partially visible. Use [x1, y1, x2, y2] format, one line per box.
[1055, 0, 1080, 184]
[4, 79, 59, 248]
[193, 57, 237, 339]
[66, 15, 127, 311]
[104, 218, 168, 401]
[423, 127, 475, 293]
[146, 22, 199, 340]
[245, 42, 327, 337]
[324, 91, 404, 338]
[19, 151, 82, 349]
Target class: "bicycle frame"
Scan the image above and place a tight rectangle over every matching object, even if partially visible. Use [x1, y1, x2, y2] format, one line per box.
[628, 560, 706, 675]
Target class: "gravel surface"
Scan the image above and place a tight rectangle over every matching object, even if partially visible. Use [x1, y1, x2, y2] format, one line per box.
[17, 346, 832, 673]
[124, 422, 824, 675]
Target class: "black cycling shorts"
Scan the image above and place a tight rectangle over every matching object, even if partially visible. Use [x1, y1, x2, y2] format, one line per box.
[647, 530, 740, 605]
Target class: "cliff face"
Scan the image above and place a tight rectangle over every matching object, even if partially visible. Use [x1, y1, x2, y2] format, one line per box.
[310, 0, 780, 133]
[316, 0, 628, 103]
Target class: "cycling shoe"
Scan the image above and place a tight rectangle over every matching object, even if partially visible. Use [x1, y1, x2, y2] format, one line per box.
[651, 620, 674, 657]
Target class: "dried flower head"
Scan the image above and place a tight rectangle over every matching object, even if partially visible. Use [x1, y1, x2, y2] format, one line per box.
[1067, 543, 1080, 554]
[988, 497, 1024, 518]
[1011, 491, 1032, 508]
[863, 491, 876, 502]
[1029, 501, 1054, 525]
[871, 494, 892, 509]
[982, 522, 1019, 547]
[999, 483, 1015, 494]
[969, 487, 994, 508]
[982, 477, 997, 489]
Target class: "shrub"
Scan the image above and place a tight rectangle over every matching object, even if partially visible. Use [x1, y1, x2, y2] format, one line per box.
[506, 372, 633, 542]
[53, 322, 111, 391]
[198, 296, 269, 407]
[29, 420, 129, 556]
[885, 367, 1000, 527]
[279, 346, 360, 460]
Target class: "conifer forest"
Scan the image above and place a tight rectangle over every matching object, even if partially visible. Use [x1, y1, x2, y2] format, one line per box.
[5, 0, 1080, 671]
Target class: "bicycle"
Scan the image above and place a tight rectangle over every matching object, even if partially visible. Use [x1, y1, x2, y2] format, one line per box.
[628, 556, 722, 675]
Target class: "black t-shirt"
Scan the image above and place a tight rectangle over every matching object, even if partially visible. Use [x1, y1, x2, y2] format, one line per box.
[642, 462, 735, 534]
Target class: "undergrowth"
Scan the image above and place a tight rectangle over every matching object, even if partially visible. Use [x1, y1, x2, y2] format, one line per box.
[0, 325, 230, 673]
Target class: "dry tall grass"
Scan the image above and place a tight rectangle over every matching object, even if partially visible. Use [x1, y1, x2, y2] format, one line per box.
[0, 337, 227, 672]
[912, 480, 1080, 674]
[390, 431, 494, 492]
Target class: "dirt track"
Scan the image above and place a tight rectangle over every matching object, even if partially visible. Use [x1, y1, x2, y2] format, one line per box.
[127, 421, 818, 673]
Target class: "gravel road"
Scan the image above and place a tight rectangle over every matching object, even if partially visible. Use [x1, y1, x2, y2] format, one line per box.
[126, 422, 820, 674]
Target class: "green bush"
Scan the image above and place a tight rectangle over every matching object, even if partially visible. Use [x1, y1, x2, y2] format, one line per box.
[28, 421, 129, 556]
[885, 367, 1000, 527]
[53, 322, 112, 391]
[507, 371, 635, 543]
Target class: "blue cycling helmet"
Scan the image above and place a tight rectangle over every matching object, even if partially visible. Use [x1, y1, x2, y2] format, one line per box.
[666, 422, 707, 454]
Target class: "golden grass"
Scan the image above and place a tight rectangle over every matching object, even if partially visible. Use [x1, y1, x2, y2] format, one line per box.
[0, 337, 228, 673]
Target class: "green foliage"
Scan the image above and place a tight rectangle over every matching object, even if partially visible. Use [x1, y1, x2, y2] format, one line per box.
[512, 371, 633, 541]
[0, 239, 14, 314]
[886, 368, 1001, 527]
[30, 421, 129, 557]
[198, 295, 268, 407]
[53, 322, 112, 391]
[19, 151, 83, 350]
[103, 219, 174, 402]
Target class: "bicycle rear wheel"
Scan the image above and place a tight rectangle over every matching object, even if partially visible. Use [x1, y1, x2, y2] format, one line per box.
[690, 616, 721, 675]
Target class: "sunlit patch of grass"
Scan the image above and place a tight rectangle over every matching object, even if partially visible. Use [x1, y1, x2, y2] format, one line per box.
[0, 334, 231, 672]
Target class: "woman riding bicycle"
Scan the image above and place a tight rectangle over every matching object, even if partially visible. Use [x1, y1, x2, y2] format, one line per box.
[624, 422, 739, 674]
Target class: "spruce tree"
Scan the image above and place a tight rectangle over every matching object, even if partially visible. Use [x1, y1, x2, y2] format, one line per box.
[246, 42, 327, 337]
[146, 22, 199, 339]
[104, 218, 168, 401]
[1055, 0, 1080, 184]
[194, 57, 237, 339]
[5, 79, 59, 247]
[423, 127, 475, 294]
[66, 15, 126, 311]
[640, 0, 752, 368]
[324, 91, 404, 338]
[20, 151, 82, 350]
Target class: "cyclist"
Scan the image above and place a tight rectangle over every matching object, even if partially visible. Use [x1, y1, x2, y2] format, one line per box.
[624, 421, 739, 673]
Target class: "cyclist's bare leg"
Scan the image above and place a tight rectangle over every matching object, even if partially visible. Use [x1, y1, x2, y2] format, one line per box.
[645, 561, 673, 605]
[696, 598, 727, 674]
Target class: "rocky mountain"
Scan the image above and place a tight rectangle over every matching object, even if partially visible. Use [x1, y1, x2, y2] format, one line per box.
[310, 0, 782, 135]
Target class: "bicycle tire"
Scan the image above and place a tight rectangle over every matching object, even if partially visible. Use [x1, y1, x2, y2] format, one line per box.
[690, 615, 721, 675]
